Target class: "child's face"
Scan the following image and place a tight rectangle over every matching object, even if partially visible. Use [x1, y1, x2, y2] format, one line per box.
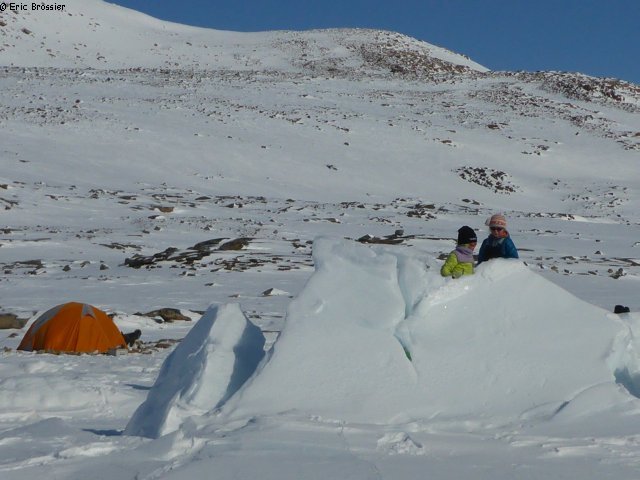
[469, 242, 477, 251]
[490, 226, 505, 237]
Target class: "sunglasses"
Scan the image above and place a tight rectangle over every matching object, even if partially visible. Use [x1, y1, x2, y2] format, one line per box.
[490, 227, 504, 232]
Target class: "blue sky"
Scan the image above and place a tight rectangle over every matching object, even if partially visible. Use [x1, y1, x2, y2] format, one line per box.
[110, 0, 639, 84]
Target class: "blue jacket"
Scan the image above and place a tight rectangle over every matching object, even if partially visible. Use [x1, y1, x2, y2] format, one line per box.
[477, 235, 519, 264]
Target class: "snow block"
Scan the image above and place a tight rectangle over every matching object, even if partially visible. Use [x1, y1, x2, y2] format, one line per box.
[124, 304, 265, 438]
[220, 238, 630, 425]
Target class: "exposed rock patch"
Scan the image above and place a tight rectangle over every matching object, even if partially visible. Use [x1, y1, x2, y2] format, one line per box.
[135, 308, 191, 323]
[455, 166, 518, 194]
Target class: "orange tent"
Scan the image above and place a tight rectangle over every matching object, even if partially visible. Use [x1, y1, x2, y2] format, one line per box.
[18, 302, 126, 354]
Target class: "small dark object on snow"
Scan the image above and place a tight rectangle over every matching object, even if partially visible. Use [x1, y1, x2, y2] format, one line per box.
[0, 313, 28, 329]
[219, 238, 250, 251]
[122, 329, 142, 346]
[614, 305, 630, 314]
[357, 230, 414, 245]
[137, 308, 190, 322]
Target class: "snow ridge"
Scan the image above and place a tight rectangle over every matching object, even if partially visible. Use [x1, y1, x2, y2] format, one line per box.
[124, 303, 264, 438]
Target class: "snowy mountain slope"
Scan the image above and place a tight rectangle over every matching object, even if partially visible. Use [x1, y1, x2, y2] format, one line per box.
[1, 66, 638, 322]
[1, 67, 638, 203]
[0, 0, 486, 73]
[0, 1, 638, 317]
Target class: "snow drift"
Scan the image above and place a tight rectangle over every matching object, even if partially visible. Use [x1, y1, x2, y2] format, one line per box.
[126, 238, 640, 436]
[124, 304, 265, 438]
[218, 238, 636, 425]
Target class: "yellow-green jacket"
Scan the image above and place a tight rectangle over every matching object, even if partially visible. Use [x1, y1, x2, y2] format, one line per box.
[440, 247, 474, 278]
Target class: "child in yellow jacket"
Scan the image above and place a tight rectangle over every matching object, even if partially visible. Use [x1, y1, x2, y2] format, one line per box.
[441, 226, 477, 278]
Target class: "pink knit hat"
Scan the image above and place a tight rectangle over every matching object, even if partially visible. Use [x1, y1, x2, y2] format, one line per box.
[485, 214, 507, 229]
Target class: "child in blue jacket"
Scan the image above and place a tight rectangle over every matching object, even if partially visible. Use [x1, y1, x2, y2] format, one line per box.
[477, 214, 519, 264]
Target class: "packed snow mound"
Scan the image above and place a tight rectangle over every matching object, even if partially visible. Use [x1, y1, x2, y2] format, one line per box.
[219, 238, 636, 425]
[124, 304, 264, 438]
[0, 0, 487, 72]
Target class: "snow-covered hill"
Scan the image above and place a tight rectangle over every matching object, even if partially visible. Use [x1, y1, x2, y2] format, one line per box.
[0, 0, 485, 73]
[1, 1, 640, 478]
